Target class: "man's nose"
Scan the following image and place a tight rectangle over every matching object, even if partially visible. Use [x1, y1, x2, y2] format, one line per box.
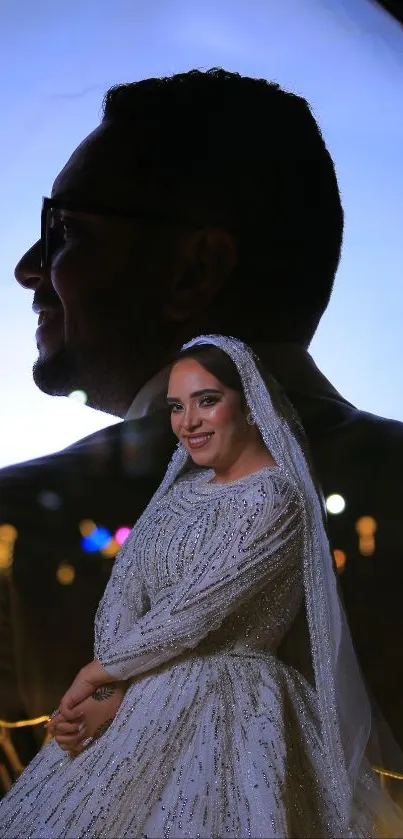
[14, 240, 44, 290]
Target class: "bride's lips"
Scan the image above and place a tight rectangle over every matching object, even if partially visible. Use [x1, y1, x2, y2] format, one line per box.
[185, 432, 214, 450]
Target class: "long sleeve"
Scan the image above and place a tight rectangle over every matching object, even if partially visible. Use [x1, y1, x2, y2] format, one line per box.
[98, 475, 302, 681]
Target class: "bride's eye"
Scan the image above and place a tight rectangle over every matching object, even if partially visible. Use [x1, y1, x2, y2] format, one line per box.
[169, 403, 183, 413]
[199, 395, 218, 407]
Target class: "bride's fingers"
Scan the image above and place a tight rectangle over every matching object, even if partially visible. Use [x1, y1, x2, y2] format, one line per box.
[57, 720, 85, 735]
[55, 731, 87, 746]
[55, 730, 86, 750]
[59, 677, 96, 716]
[58, 703, 86, 723]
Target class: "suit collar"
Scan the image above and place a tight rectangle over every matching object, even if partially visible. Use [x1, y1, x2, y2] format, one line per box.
[125, 366, 171, 420]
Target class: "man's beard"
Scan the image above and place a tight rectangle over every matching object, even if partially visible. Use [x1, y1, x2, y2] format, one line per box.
[33, 345, 82, 398]
[31, 331, 167, 417]
[33, 345, 130, 416]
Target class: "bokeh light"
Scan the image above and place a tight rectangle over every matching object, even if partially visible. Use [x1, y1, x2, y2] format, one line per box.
[79, 522, 131, 555]
[0, 524, 17, 541]
[79, 519, 97, 537]
[101, 539, 120, 558]
[37, 490, 63, 510]
[56, 563, 75, 585]
[68, 390, 88, 405]
[81, 526, 112, 553]
[333, 549, 347, 574]
[326, 494, 346, 515]
[0, 551, 12, 571]
[0, 524, 18, 571]
[355, 516, 377, 556]
[115, 527, 131, 546]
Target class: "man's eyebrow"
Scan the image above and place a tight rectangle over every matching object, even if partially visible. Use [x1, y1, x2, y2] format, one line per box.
[166, 388, 223, 402]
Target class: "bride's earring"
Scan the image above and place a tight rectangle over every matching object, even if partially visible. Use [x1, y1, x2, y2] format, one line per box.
[246, 411, 255, 426]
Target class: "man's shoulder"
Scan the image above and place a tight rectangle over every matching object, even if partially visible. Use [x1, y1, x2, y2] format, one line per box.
[0, 411, 176, 543]
[0, 410, 175, 485]
[337, 406, 403, 457]
[311, 404, 403, 503]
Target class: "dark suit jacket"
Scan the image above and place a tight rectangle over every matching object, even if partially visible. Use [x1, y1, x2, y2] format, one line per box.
[0, 410, 176, 787]
[1, 349, 402, 789]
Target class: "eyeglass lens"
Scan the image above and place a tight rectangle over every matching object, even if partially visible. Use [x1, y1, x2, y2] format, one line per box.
[43, 207, 68, 268]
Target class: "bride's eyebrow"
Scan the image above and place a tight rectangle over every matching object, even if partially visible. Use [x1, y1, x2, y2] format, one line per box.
[166, 388, 223, 404]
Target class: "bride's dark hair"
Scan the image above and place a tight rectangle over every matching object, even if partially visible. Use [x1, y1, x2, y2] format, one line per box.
[172, 344, 245, 397]
[174, 340, 323, 513]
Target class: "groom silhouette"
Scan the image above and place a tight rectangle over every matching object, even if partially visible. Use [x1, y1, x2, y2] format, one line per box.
[1, 69, 402, 787]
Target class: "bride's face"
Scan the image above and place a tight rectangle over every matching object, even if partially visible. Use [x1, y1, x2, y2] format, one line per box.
[167, 358, 251, 469]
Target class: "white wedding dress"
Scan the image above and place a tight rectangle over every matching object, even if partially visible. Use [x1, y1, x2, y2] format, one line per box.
[0, 467, 398, 838]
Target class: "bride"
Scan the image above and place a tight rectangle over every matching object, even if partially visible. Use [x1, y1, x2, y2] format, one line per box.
[1, 335, 402, 838]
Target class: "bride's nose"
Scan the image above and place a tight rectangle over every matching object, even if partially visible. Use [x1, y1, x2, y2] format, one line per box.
[182, 404, 202, 431]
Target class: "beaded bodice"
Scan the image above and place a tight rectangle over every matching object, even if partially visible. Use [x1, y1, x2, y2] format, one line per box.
[94, 467, 303, 675]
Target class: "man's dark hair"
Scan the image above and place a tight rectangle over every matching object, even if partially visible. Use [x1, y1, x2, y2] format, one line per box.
[102, 68, 343, 346]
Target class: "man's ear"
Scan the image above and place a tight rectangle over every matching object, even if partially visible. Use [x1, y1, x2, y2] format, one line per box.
[164, 228, 238, 322]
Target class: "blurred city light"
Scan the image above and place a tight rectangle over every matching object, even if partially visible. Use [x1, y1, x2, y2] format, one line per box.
[56, 563, 75, 585]
[37, 490, 63, 510]
[0, 524, 17, 541]
[81, 526, 112, 553]
[0, 546, 13, 571]
[355, 516, 377, 556]
[326, 494, 346, 515]
[68, 390, 88, 405]
[79, 521, 131, 555]
[115, 526, 131, 545]
[101, 539, 120, 558]
[79, 519, 97, 537]
[0, 524, 18, 571]
[333, 549, 347, 573]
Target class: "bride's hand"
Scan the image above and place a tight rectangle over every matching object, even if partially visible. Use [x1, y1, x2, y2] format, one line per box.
[46, 681, 127, 755]
[58, 660, 116, 717]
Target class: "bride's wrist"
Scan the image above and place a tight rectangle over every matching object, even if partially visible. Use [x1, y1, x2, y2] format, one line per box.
[80, 660, 116, 688]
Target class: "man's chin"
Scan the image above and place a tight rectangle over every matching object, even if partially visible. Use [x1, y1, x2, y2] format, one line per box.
[32, 349, 80, 397]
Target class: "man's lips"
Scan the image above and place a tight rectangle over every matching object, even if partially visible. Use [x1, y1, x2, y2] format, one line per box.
[184, 432, 214, 449]
[35, 308, 64, 345]
[37, 310, 58, 326]
[33, 301, 62, 316]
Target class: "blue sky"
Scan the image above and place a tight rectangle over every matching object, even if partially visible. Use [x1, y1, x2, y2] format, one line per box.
[0, 0, 402, 468]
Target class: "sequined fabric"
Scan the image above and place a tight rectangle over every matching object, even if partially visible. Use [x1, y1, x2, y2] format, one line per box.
[0, 468, 396, 837]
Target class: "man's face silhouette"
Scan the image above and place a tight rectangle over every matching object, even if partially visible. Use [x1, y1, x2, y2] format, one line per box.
[14, 122, 191, 417]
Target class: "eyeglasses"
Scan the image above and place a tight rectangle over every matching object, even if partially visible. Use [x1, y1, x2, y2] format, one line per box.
[41, 195, 198, 270]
